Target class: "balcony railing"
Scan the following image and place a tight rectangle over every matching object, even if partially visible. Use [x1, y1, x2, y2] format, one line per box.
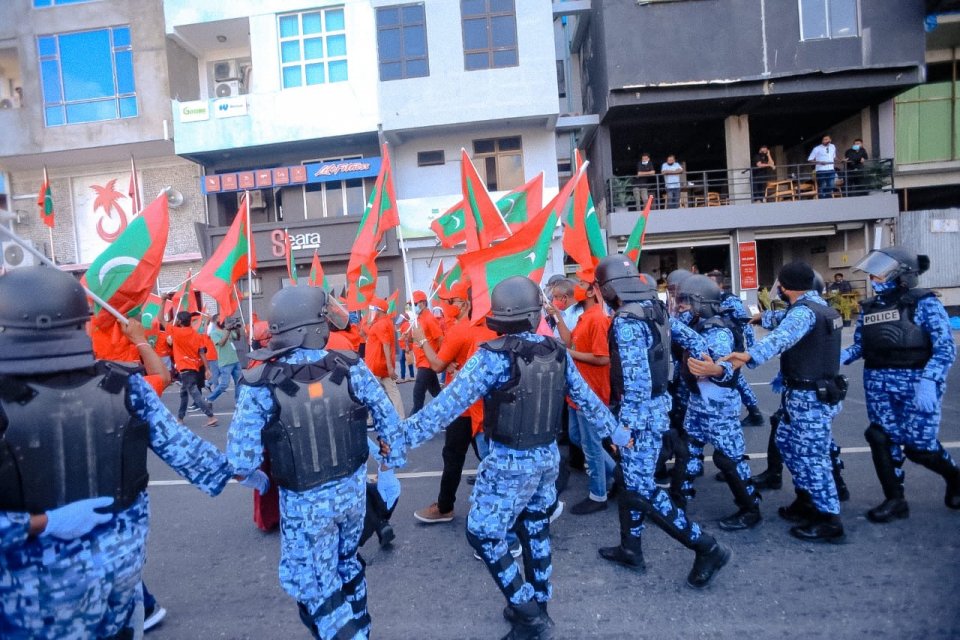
[607, 159, 894, 211]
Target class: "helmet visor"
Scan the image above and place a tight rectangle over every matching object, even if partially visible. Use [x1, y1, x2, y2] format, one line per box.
[853, 251, 900, 280]
[325, 296, 350, 330]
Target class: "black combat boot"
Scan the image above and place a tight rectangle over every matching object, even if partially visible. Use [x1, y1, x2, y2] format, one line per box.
[598, 498, 646, 572]
[778, 489, 816, 523]
[904, 445, 960, 510]
[865, 424, 909, 523]
[687, 534, 732, 589]
[752, 409, 784, 490]
[789, 511, 844, 543]
[713, 450, 762, 531]
[501, 601, 554, 640]
[752, 468, 782, 490]
[740, 404, 764, 427]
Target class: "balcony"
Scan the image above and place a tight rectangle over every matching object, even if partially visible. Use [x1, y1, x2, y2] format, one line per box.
[605, 159, 898, 237]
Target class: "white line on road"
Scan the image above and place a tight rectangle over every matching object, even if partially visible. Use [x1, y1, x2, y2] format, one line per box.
[147, 441, 960, 486]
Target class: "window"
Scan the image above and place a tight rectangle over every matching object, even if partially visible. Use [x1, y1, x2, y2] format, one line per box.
[461, 0, 518, 71]
[472, 136, 523, 191]
[376, 3, 429, 81]
[799, 0, 858, 40]
[417, 150, 445, 166]
[34, 0, 96, 6]
[278, 7, 347, 88]
[303, 157, 371, 218]
[37, 26, 136, 126]
[556, 60, 566, 98]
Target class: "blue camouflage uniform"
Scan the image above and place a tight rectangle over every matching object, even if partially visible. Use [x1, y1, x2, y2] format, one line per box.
[747, 292, 841, 515]
[842, 294, 957, 489]
[614, 311, 704, 542]
[720, 294, 760, 409]
[402, 332, 617, 608]
[228, 348, 405, 640]
[1, 374, 233, 640]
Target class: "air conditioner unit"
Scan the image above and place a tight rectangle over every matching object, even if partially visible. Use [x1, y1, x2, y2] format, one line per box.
[1, 240, 37, 270]
[215, 80, 241, 98]
[214, 60, 241, 82]
[239, 190, 266, 209]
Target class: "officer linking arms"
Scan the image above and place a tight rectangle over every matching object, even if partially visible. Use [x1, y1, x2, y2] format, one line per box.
[695, 261, 848, 542]
[401, 276, 627, 640]
[593, 257, 731, 586]
[226, 285, 406, 640]
[0, 266, 267, 639]
[842, 246, 959, 521]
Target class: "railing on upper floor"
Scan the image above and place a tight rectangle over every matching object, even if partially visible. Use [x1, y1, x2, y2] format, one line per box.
[606, 159, 895, 211]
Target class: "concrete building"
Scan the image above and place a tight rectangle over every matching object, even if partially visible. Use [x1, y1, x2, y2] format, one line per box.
[164, 0, 563, 312]
[0, 0, 205, 294]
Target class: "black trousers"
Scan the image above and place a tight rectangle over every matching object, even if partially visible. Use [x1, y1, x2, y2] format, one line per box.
[412, 367, 441, 413]
[177, 369, 213, 419]
[437, 416, 474, 513]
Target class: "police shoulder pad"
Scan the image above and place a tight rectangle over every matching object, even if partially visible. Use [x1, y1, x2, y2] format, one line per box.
[242, 362, 292, 388]
[98, 361, 144, 395]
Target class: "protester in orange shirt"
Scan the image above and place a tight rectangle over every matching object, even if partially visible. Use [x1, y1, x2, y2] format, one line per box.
[397, 314, 414, 381]
[550, 269, 615, 515]
[410, 282, 496, 523]
[364, 297, 404, 416]
[410, 290, 443, 413]
[169, 311, 217, 426]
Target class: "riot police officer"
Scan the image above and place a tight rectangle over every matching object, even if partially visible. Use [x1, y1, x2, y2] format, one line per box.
[226, 285, 406, 640]
[0, 266, 264, 639]
[843, 246, 959, 521]
[674, 275, 762, 530]
[710, 262, 846, 542]
[401, 276, 624, 640]
[594, 257, 731, 587]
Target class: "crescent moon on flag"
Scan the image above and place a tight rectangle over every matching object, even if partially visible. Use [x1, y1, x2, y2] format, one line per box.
[358, 275, 371, 285]
[501, 197, 518, 215]
[98, 256, 140, 285]
[451, 215, 462, 230]
[526, 251, 537, 264]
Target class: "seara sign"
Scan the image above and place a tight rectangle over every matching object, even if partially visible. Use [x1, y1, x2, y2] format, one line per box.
[272, 229, 321, 254]
[180, 101, 209, 123]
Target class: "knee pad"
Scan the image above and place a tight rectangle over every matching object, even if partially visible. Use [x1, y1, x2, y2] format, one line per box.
[864, 423, 889, 447]
[904, 446, 937, 465]
[711, 449, 740, 474]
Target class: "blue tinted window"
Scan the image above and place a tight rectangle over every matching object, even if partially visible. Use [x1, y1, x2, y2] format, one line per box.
[279, 7, 348, 89]
[279, 15, 299, 38]
[37, 25, 137, 127]
[376, 3, 429, 81]
[460, 0, 518, 70]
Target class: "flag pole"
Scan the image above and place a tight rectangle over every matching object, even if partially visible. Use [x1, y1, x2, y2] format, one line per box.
[0, 225, 128, 325]
[233, 284, 246, 327]
[245, 190, 254, 350]
[130, 155, 141, 215]
[42, 166, 56, 263]
[395, 223, 418, 327]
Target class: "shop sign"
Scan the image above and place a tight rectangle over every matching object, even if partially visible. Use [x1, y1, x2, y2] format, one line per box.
[202, 157, 381, 194]
[179, 100, 209, 122]
[738, 241, 758, 290]
[213, 96, 247, 119]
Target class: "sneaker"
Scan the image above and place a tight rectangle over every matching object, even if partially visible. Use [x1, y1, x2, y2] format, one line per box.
[413, 503, 454, 524]
[474, 541, 522, 560]
[187, 405, 202, 413]
[144, 605, 167, 632]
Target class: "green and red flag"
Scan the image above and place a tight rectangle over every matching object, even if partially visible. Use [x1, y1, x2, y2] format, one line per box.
[37, 167, 54, 229]
[436, 262, 464, 299]
[386, 290, 399, 316]
[308, 250, 328, 288]
[172, 269, 199, 315]
[561, 161, 607, 273]
[193, 197, 257, 317]
[461, 149, 511, 252]
[82, 193, 170, 330]
[430, 173, 543, 247]
[140, 293, 164, 330]
[430, 200, 467, 248]
[346, 143, 399, 310]
[284, 230, 298, 284]
[428, 259, 444, 301]
[624, 195, 653, 265]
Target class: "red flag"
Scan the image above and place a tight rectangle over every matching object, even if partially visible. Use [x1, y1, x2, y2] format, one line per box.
[81, 194, 170, 330]
[428, 259, 444, 301]
[308, 250, 328, 288]
[386, 290, 399, 316]
[561, 162, 607, 272]
[193, 198, 257, 317]
[172, 269, 200, 315]
[461, 149, 510, 251]
[37, 167, 54, 229]
[624, 196, 653, 264]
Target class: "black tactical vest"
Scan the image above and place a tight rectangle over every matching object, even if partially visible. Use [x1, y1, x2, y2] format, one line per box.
[609, 301, 671, 407]
[781, 299, 842, 386]
[480, 336, 567, 450]
[0, 362, 150, 513]
[244, 352, 370, 492]
[681, 316, 741, 393]
[860, 289, 934, 370]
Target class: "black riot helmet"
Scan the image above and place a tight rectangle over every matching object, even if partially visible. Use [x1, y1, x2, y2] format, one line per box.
[853, 246, 929, 290]
[676, 274, 723, 320]
[813, 270, 826, 295]
[0, 266, 95, 375]
[487, 276, 543, 334]
[595, 255, 657, 308]
[666, 269, 693, 315]
[265, 285, 348, 352]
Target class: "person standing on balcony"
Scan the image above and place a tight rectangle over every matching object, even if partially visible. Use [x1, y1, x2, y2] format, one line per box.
[634, 152, 657, 210]
[808, 135, 838, 199]
[844, 138, 869, 196]
[661, 154, 684, 209]
[751, 145, 776, 202]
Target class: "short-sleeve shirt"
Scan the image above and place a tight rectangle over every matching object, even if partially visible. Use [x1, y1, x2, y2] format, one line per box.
[364, 315, 396, 378]
[808, 143, 837, 172]
[170, 325, 205, 372]
[661, 162, 683, 187]
[437, 317, 498, 433]
[201, 334, 218, 362]
[413, 309, 443, 369]
[569, 304, 611, 405]
[210, 327, 239, 366]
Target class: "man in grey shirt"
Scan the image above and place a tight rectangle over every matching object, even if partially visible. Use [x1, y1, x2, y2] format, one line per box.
[207, 316, 243, 403]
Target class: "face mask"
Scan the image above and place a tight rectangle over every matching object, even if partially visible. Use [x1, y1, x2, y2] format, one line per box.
[443, 302, 460, 321]
[872, 280, 897, 294]
[852, 145, 861, 151]
[573, 285, 589, 303]
[553, 297, 569, 311]
[677, 310, 694, 326]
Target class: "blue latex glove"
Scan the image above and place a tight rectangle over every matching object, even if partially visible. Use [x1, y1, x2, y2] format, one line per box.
[914, 378, 938, 413]
[610, 425, 631, 447]
[377, 468, 401, 510]
[44, 496, 115, 540]
[771, 374, 785, 395]
[239, 470, 270, 495]
[839, 350, 849, 366]
[697, 380, 727, 404]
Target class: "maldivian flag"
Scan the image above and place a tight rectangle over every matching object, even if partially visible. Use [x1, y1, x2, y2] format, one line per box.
[308, 250, 328, 288]
[430, 200, 466, 248]
[428, 259, 444, 301]
[82, 194, 170, 330]
[173, 269, 199, 315]
[37, 179, 54, 229]
[140, 293, 164, 330]
[284, 231, 298, 284]
[624, 195, 653, 264]
[431, 173, 543, 247]
[193, 198, 257, 317]
[561, 162, 606, 272]
[461, 149, 510, 251]
[436, 262, 464, 299]
[386, 290, 399, 316]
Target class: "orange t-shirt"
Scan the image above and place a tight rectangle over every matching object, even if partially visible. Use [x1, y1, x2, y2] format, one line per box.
[201, 334, 217, 362]
[89, 322, 139, 362]
[170, 325, 205, 372]
[364, 316, 396, 378]
[413, 309, 443, 369]
[152, 327, 172, 358]
[326, 331, 356, 352]
[344, 324, 364, 351]
[569, 304, 611, 406]
[437, 317, 497, 434]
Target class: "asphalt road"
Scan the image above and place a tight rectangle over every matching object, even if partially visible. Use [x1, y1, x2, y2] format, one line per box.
[143, 328, 960, 639]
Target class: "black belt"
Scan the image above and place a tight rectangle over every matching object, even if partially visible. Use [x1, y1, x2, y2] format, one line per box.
[783, 377, 820, 391]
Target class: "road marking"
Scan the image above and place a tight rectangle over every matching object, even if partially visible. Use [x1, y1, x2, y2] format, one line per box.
[148, 441, 960, 486]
